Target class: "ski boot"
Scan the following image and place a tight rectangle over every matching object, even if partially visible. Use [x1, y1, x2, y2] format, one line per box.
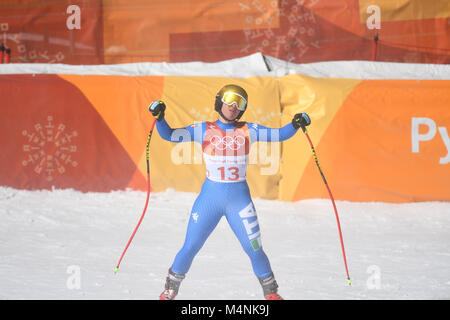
[259, 273, 283, 300]
[159, 268, 185, 300]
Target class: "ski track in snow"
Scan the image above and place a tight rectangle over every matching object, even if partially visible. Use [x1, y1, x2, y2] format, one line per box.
[0, 187, 449, 300]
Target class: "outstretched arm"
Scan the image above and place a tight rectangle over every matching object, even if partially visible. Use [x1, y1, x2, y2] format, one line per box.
[148, 100, 204, 143]
[248, 122, 297, 143]
[156, 118, 205, 143]
[248, 113, 311, 143]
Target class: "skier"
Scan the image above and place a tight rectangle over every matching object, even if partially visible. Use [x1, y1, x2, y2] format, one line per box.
[148, 84, 311, 300]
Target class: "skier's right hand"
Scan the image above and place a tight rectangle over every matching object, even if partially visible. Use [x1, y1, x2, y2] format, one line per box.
[148, 100, 166, 121]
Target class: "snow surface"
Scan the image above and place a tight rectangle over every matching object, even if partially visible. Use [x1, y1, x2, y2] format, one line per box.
[0, 53, 269, 77]
[1, 187, 449, 300]
[263, 54, 450, 80]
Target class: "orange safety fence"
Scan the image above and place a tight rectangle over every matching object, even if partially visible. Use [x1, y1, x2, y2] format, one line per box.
[1, 73, 449, 202]
[0, 0, 448, 65]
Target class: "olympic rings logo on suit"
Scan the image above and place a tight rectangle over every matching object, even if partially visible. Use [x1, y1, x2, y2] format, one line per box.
[209, 135, 246, 150]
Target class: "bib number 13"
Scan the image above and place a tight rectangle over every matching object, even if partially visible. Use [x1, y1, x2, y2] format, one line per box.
[218, 166, 239, 181]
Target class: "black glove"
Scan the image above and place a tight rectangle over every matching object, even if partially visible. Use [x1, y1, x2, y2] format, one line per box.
[148, 100, 166, 121]
[292, 113, 311, 130]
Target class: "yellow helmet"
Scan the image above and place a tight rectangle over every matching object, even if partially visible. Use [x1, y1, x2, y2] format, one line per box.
[215, 84, 248, 120]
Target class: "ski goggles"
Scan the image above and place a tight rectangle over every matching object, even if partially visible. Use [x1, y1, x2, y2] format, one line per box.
[221, 91, 247, 111]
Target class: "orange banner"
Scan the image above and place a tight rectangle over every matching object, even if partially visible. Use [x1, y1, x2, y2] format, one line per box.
[280, 75, 450, 202]
[0, 0, 103, 64]
[1, 74, 449, 202]
[0, 0, 448, 64]
[0, 74, 157, 192]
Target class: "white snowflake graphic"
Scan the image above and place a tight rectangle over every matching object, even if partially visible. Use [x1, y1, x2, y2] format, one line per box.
[22, 115, 78, 181]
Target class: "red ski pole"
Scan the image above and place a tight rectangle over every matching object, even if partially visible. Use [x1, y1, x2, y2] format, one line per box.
[301, 126, 351, 285]
[114, 118, 157, 273]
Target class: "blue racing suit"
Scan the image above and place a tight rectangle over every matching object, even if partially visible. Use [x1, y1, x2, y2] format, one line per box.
[156, 118, 298, 278]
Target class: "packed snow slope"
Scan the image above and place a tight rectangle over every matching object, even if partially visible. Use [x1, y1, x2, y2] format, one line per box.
[1, 187, 449, 300]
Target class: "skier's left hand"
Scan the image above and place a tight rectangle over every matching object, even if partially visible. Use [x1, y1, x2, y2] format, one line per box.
[292, 113, 311, 129]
